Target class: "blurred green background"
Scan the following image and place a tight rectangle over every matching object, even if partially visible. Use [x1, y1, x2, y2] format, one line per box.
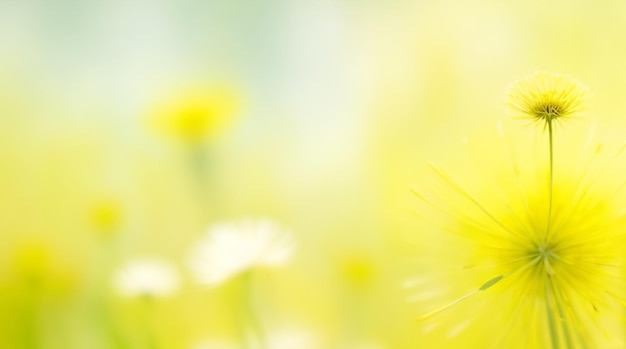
[2, 0, 626, 348]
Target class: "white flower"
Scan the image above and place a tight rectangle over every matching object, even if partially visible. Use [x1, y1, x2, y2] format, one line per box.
[113, 258, 180, 298]
[188, 218, 294, 286]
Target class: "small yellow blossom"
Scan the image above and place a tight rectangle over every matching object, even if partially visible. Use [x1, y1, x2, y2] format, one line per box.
[11, 240, 81, 298]
[89, 198, 123, 234]
[12, 241, 52, 283]
[149, 85, 241, 143]
[506, 71, 587, 126]
[341, 254, 375, 287]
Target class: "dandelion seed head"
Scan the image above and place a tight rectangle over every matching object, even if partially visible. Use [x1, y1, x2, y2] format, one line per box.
[506, 71, 587, 125]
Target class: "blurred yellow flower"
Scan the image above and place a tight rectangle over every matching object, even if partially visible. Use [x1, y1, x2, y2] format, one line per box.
[12, 241, 51, 284]
[11, 240, 81, 298]
[149, 85, 241, 144]
[340, 254, 375, 287]
[412, 76, 626, 348]
[506, 71, 587, 126]
[89, 198, 123, 234]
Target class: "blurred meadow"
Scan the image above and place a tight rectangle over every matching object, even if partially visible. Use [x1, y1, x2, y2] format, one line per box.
[4, 0, 626, 348]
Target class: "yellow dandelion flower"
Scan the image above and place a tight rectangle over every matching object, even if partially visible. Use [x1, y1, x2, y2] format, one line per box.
[508, 72, 588, 245]
[411, 76, 626, 348]
[148, 84, 241, 144]
[506, 71, 587, 127]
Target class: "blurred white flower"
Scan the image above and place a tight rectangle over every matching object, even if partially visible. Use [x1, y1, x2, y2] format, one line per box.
[113, 258, 180, 298]
[188, 218, 294, 286]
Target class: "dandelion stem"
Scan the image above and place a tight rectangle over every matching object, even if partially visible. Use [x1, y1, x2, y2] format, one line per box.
[550, 280, 575, 349]
[546, 119, 554, 241]
[545, 279, 561, 349]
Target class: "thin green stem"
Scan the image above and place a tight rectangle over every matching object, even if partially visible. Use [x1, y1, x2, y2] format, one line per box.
[97, 237, 130, 349]
[546, 119, 554, 242]
[97, 295, 131, 349]
[550, 279, 575, 349]
[545, 279, 561, 349]
[237, 271, 265, 349]
[190, 145, 208, 186]
[188, 145, 223, 218]
[21, 298, 38, 349]
[143, 296, 159, 349]
[247, 273, 266, 349]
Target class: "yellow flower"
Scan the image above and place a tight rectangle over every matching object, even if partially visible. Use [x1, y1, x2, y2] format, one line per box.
[149, 85, 241, 143]
[89, 198, 123, 234]
[12, 241, 52, 283]
[411, 77, 626, 348]
[506, 71, 587, 126]
[340, 254, 376, 287]
[11, 240, 81, 298]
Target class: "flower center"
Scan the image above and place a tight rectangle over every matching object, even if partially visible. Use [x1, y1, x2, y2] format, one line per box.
[535, 243, 558, 276]
[533, 101, 562, 121]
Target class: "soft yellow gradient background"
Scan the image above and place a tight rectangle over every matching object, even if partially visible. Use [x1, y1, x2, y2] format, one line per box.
[2, 0, 626, 348]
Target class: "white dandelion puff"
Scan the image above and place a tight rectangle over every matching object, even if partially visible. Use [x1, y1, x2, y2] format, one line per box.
[188, 218, 295, 286]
